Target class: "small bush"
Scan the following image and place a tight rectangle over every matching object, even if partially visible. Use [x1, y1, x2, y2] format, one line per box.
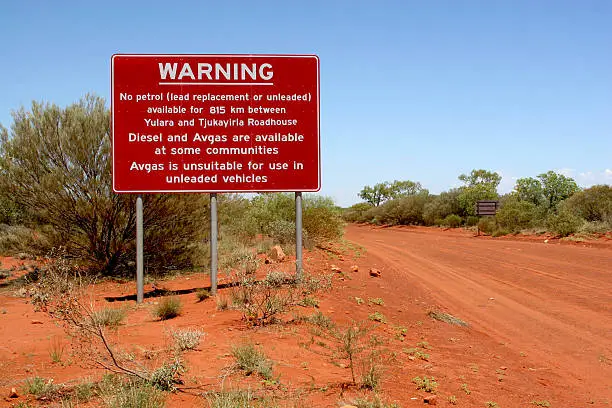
[579, 221, 611, 234]
[546, 207, 583, 237]
[171, 328, 204, 351]
[368, 311, 386, 323]
[216, 296, 229, 311]
[149, 358, 185, 391]
[268, 219, 297, 245]
[24, 376, 59, 399]
[92, 307, 127, 328]
[308, 311, 335, 329]
[100, 378, 165, 408]
[353, 396, 399, 408]
[368, 298, 384, 306]
[449, 395, 458, 405]
[412, 376, 437, 392]
[361, 356, 382, 390]
[205, 390, 258, 408]
[564, 185, 612, 223]
[465, 216, 479, 227]
[532, 401, 551, 407]
[492, 228, 510, 237]
[442, 214, 462, 228]
[496, 198, 537, 232]
[195, 288, 210, 302]
[154, 297, 182, 320]
[74, 380, 95, 403]
[343, 202, 375, 223]
[478, 217, 497, 235]
[232, 343, 273, 380]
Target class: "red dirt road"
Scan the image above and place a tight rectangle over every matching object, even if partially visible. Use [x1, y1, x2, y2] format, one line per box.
[346, 224, 612, 405]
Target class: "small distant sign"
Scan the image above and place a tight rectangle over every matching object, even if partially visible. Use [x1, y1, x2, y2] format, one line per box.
[111, 54, 320, 193]
[476, 200, 500, 216]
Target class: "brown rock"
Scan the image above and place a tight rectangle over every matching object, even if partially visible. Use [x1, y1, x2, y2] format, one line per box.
[331, 264, 341, 273]
[424, 395, 437, 405]
[340, 405, 358, 408]
[268, 245, 286, 263]
[369, 268, 381, 277]
[31, 320, 43, 325]
[351, 265, 359, 272]
[9, 388, 18, 398]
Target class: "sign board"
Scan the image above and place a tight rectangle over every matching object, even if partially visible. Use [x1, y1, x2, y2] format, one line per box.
[476, 200, 500, 216]
[111, 54, 320, 193]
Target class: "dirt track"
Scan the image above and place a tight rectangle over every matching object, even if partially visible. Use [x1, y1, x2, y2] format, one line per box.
[346, 224, 612, 405]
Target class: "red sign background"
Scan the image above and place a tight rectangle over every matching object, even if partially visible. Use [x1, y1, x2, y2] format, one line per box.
[111, 54, 320, 193]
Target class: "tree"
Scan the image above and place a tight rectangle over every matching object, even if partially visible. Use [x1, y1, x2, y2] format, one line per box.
[514, 171, 580, 211]
[458, 169, 501, 188]
[457, 169, 501, 216]
[358, 180, 425, 206]
[538, 171, 580, 210]
[359, 183, 390, 206]
[514, 177, 545, 206]
[387, 180, 425, 198]
[0, 95, 208, 275]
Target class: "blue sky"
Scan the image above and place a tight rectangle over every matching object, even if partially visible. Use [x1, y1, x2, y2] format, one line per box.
[1, 0, 610, 206]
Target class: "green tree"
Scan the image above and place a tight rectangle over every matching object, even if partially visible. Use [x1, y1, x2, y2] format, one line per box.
[0, 95, 208, 275]
[358, 180, 425, 206]
[359, 183, 389, 207]
[514, 177, 545, 206]
[456, 169, 501, 216]
[538, 171, 580, 210]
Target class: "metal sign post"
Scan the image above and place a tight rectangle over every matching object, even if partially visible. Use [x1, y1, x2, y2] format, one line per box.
[210, 193, 218, 295]
[295, 192, 303, 279]
[136, 195, 144, 303]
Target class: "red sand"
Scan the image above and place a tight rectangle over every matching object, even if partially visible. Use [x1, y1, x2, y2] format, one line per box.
[1, 225, 610, 407]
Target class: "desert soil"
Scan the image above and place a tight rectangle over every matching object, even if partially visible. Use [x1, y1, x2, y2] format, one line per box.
[0, 225, 610, 407]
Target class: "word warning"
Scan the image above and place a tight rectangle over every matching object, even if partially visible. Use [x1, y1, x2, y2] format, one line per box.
[111, 54, 320, 193]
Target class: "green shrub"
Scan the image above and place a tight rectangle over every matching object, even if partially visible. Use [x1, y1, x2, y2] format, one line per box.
[423, 190, 462, 225]
[232, 343, 273, 379]
[23, 376, 58, 399]
[546, 206, 583, 237]
[374, 194, 429, 226]
[268, 219, 296, 245]
[171, 328, 204, 351]
[412, 376, 438, 392]
[343, 202, 375, 223]
[196, 288, 210, 302]
[99, 378, 165, 408]
[0, 95, 209, 276]
[495, 198, 537, 232]
[153, 297, 182, 320]
[492, 229, 510, 237]
[465, 216, 479, 227]
[564, 185, 612, 223]
[303, 195, 344, 244]
[478, 217, 497, 235]
[92, 307, 127, 328]
[579, 221, 612, 234]
[442, 214, 462, 228]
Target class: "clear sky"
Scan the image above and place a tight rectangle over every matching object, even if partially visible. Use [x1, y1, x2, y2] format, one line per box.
[1, 0, 610, 207]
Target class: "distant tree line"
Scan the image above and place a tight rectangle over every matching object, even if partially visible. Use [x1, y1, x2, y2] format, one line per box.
[345, 170, 612, 237]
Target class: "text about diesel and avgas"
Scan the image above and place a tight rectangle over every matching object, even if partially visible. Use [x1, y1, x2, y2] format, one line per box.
[111, 55, 320, 192]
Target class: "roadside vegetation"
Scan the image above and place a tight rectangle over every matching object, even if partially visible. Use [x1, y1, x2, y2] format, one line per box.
[345, 170, 612, 237]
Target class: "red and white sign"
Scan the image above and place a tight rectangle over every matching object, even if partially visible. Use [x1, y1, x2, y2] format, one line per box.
[111, 54, 320, 193]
